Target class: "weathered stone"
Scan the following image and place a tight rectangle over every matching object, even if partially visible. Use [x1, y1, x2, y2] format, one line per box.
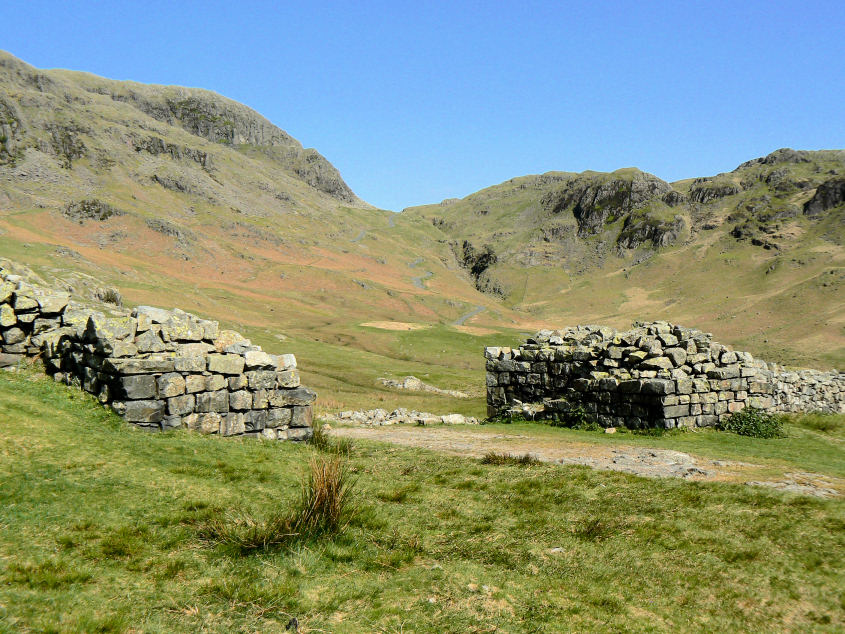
[167, 394, 195, 416]
[185, 374, 205, 393]
[276, 370, 300, 388]
[286, 427, 311, 441]
[228, 375, 248, 390]
[707, 365, 740, 379]
[205, 375, 227, 391]
[134, 306, 172, 324]
[229, 390, 252, 410]
[157, 372, 186, 397]
[13, 293, 38, 312]
[252, 389, 270, 409]
[36, 293, 70, 314]
[123, 400, 165, 423]
[277, 353, 297, 370]
[246, 370, 277, 390]
[221, 412, 245, 436]
[641, 379, 676, 395]
[195, 390, 229, 413]
[244, 410, 268, 431]
[0, 304, 16, 327]
[243, 350, 275, 370]
[0, 353, 23, 368]
[191, 412, 221, 434]
[207, 354, 245, 375]
[198, 319, 219, 341]
[174, 355, 205, 372]
[267, 407, 293, 427]
[135, 330, 166, 353]
[664, 347, 687, 367]
[104, 357, 175, 375]
[84, 315, 137, 342]
[116, 375, 157, 400]
[639, 356, 673, 371]
[269, 387, 317, 407]
[2, 327, 27, 345]
[0, 282, 14, 304]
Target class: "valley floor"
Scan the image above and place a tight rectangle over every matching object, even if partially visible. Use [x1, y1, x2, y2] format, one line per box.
[1, 369, 843, 632]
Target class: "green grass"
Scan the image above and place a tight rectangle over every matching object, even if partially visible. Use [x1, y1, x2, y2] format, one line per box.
[1, 369, 844, 632]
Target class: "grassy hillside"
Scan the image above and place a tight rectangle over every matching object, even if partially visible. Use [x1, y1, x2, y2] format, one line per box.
[1, 49, 842, 422]
[405, 150, 845, 369]
[1, 368, 843, 632]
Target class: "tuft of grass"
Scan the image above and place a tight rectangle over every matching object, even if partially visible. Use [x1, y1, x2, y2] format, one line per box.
[719, 408, 786, 439]
[203, 456, 356, 553]
[309, 419, 353, 455]
[480, 451, 541, 466]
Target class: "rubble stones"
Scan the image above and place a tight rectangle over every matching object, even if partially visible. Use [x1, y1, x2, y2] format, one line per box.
[0, 265, 314, 441]
[486, 321, 845, 428]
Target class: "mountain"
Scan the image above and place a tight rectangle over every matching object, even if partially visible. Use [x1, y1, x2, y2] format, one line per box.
[404, 149, 845, 368]
[0, 50, 842, 416]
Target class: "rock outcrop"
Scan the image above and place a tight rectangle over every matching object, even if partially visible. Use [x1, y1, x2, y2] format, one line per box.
[486, 322, 844, 428]
[0, 266, 314, 440]
[804, 177, 845, 217]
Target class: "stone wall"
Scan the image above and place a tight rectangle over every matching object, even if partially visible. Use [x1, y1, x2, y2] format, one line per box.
[0, 268, 314, 440]
[486, 322, 844, 428]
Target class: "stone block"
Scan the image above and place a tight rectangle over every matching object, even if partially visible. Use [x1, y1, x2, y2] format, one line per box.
[0, 282, 13, 304]
[617, 379, 641, 393]
[221, 413, 246, 436]
[116, 374, 157, 400]
[135, 330, 166, 353]
[664, 348, 687, 367]
[157, 372, 186, 397]
[748, 395, 774, 410]
[84, 314, 137, 343]
[0, 304, 16, 327]
[185, 375, 205, 393]
[728, 401, 746, 413]
[228, 375, 248, 390]
[291, 405, 313, 428]
[2, 327, 26, 345]
[229, 390, 252, 410]
[267, 407, 293, 427]
[123, 400, 165, 423]
[205, 375, 228, 392]
[662, 404, 690, 418]
[13, 293, 38, 312]
[641, 379, 675, 395]
[639, 357, 673, 371]
[244, 350, 275, 370]
[252, 389, 270, 409]
[244, 410, 268, 431]
[167, 394, 195, 416]
[196, 390, 229, 413]
[162, 415, 183, 430]
[207, 354, 245, 375]
[268, 387, 317, 407]
[286, 428, 311, 441]
[174, 355, 205, 373]
[104, 357, 175, 375]
[246, 370, 277, 390]
[276, 370, 300, 388]
[707, 365, 740, 379]
[189, 413, 221, 434]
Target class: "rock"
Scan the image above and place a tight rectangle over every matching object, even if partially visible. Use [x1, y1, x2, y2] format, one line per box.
[276, 370, 300, 388]
[2, 327, 27, 345]
[803, 177, 845, 217]
[207, 354, 245, 375]
[123, 400, 165, 423]
[0, 353, 22, 368]
[243, 350, 275, 370]
[84, 314, 137, 342]
[116, 375, 157, 400]
[277, 353, 297, 370]
[246, 370, 276, 389]
[167, 394, 195, 416]
[104, 357, 175, 375]
[229, 390, 252, 411]
[221, 413, 246, 436]
[185, 375, 205, 393]
[135, 330, 166, 353]
[36, 293, 70, 314]
[157, 373, 186, 397]
[0, 303, 16, 327]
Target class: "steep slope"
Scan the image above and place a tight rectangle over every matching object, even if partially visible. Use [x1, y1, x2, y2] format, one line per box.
[404, 150, 845, 368]
[0, 51, 516, 413]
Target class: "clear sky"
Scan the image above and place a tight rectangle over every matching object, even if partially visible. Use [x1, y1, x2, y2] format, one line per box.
[4, 1, 844, 210]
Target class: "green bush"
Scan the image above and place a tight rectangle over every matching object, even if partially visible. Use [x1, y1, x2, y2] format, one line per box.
[548, 405, 601, 431]
[480, 451, 540, 466]
[719, 408, 785, 439]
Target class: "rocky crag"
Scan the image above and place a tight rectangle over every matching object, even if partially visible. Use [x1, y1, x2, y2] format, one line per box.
[0, 265, 315, 439]
[486, 322, 844, 428]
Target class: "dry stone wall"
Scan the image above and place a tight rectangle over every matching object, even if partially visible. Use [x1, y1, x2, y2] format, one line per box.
[0, 268, 314, 440]
[486, 322, 844, 428]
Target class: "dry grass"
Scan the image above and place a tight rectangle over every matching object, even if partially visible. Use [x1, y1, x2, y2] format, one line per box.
[480, 451, 541, 466]
[203, 456, 355, 553]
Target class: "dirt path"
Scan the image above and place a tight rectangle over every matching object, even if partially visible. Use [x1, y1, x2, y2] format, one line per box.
[453, 305, 485, 326]
[330, 425, 842, 497]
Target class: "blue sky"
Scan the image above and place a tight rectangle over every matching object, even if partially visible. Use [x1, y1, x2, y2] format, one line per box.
[4, 1, 844, 210]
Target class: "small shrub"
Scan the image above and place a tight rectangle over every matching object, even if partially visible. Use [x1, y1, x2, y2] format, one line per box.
[548, 405, 600, 431]
[481, 451, 540, 466]
[202, 456, 356, 553]
[719, 408, 785, 439]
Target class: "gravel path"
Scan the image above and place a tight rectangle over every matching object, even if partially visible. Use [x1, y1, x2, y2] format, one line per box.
[330, 425, 842, 497]
[453, 305, 485, 326]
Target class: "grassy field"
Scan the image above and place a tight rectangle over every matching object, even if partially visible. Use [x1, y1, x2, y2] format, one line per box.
[1, 369, 843, 632]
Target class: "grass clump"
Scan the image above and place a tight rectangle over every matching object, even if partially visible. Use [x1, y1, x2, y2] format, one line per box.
[308, 419, 353, 455]
[719, 408, 786, 438]
[203, 456, 356, 553]
[480, 451, 541, 466]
